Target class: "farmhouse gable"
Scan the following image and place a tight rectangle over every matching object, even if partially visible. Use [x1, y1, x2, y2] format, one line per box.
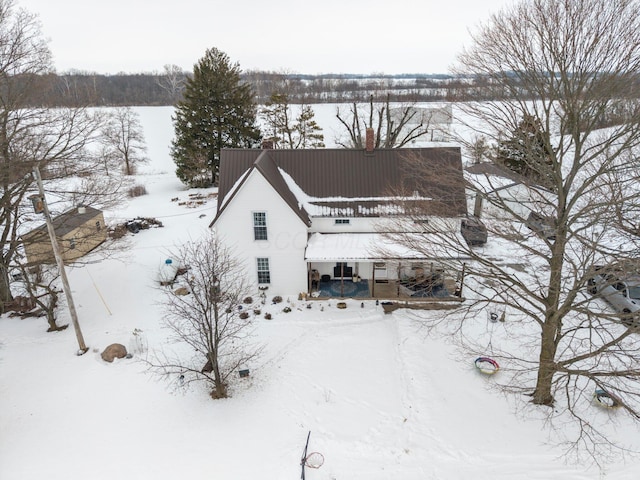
[212, 145, 468, 298]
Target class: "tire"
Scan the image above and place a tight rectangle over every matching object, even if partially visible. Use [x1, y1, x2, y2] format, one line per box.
[622, 309, 635, 327]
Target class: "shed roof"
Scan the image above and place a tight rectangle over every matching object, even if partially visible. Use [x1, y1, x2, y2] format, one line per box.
[23, 206, 103, 239]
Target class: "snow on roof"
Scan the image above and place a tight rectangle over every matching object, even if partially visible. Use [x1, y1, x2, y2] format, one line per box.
[279, 168, 432, 217]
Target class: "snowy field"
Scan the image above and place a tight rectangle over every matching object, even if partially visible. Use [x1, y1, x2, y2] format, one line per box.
[1, 106, 639, 480]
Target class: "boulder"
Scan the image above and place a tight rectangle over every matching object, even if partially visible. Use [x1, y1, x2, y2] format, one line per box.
[101, 343, 128, 363]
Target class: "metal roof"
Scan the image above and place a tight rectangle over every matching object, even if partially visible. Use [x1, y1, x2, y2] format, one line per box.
[215, 147, 467, 222]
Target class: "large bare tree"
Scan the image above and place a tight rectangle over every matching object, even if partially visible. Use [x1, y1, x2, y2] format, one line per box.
[149, 233, 261, 399]
[335, 94, 445, 148]
[388, 0, 640, 464]
[156, 64, 186, 105]
[0, 0, 127, 315]
[101, 107, 148, 175]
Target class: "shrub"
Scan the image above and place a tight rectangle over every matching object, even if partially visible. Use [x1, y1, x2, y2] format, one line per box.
[283, 306, 292, 313]
[239, 311, 249, 319]
[253, 309, 261, 315]
[272, 295, 283, 304]
[128, 184, 147, 197]
[264, 312, 272, 320]
[243, 296, 253, 304]
[107, 224, 128, 239]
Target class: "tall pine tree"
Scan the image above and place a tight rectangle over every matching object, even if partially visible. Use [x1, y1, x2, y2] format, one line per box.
[171, 48, 261, 187]
[260, 92, 324, 149]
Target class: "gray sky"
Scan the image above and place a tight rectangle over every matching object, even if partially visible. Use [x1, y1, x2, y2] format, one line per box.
[18, 0, 513, 74]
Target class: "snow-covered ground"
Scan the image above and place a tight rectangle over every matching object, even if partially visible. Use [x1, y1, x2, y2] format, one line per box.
[1, 106, 639, 480]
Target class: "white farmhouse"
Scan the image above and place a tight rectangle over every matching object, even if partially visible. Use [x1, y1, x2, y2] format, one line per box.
[211, 133, 469, 299]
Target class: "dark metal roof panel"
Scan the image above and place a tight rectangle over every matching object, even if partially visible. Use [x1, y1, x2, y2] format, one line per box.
[254, 151, 311, 226]
[217, 147, 467, 218]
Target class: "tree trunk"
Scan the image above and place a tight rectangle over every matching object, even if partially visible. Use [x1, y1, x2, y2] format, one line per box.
[0, 261, 13, 313]
[44, 289, 63, 332]
[532, 237, 565, 406]
[532, 316, 559, 405]
[209, 351, 227, 399]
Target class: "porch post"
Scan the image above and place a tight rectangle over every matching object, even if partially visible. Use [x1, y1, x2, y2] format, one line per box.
[371, 262, 376, 297]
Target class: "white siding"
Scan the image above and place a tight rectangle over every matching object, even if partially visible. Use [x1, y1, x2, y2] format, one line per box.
[309, 216, 378, 233]
[213, 169, 309, 296]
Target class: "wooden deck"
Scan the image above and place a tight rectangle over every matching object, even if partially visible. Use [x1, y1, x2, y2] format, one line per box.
[310, 278, 462, 302]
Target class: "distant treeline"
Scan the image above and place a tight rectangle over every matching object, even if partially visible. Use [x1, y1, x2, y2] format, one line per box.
[29, 71, 484, 107]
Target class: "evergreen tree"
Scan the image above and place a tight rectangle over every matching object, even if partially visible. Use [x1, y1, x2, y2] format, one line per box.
[261, 92, 294, 148]
[296, 103, 325, 148]
[171, 48, 261, 187]
[496, 114, 554, 188]
[260, 93, 324, 149]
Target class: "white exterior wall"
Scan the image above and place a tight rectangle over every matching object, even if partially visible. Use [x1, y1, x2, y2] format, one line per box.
[309, 216, 460, 233]
[309, 216, 378, 233]
[213, 170, 309, 296]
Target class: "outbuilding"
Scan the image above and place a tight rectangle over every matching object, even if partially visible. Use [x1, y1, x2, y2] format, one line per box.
[21, 205, 107, 265]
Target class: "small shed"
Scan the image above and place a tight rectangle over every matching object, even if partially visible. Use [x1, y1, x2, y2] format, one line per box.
[22, 206, 107, 265]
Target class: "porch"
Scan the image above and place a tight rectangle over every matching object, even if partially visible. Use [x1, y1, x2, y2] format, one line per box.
[305, 232, 466, 300]
[308, 263, 460, 300]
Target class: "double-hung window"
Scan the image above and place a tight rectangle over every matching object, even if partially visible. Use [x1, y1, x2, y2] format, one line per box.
[253, 212, 267, 240]
[257, 257, 271, 284]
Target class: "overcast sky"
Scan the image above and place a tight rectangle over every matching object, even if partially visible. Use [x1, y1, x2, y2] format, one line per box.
[18, 0, 514, 75]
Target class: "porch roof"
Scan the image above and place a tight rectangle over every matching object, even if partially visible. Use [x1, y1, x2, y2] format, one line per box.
[305, 232, 467, 262]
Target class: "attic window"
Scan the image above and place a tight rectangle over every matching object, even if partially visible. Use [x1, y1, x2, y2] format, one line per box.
[335, 218, 350, 225]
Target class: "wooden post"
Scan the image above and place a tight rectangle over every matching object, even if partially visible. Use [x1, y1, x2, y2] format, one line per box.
[371, 262, 376, 297]
[33, 165, 88, 354]
[457, 262, 466, 298]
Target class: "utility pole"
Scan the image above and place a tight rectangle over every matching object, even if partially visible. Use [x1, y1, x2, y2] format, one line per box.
[33, 165, 88, 355]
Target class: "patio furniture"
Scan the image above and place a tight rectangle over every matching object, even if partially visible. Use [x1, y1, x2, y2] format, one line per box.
[310, 269, 320, 288]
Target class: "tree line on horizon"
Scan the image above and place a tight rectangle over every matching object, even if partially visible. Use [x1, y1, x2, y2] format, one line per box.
[22, 70, 490, 107]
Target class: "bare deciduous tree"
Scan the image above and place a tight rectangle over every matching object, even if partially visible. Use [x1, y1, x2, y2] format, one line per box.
[156, 64, 186, 105]
[15, 263, 63, 331]
[149, 233, 261, 399]
[387, 0, 640, 465]
[0, 0, 121, 313]
[101, 107, 148, 176]
[335, 94, 440, 148]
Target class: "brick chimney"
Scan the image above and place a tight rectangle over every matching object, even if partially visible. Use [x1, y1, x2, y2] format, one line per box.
[365, 128, 374, 153]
